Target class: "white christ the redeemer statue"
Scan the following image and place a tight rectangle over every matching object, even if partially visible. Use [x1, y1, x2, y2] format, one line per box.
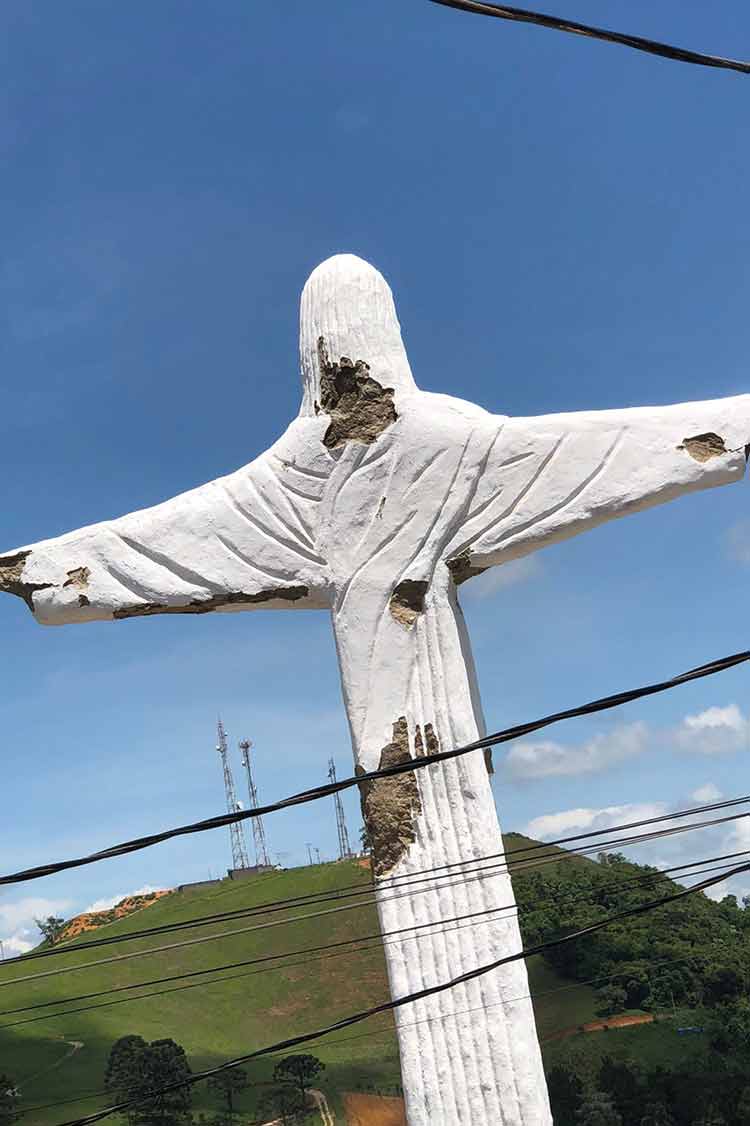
[2, 255, 749, 1124]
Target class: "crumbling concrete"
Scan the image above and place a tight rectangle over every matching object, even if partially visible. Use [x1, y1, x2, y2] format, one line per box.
[0, 551, 52, 610]
[317, 337, 397, 449]
[679, 432, 727, 462]
[357, 717, 421, 877]
[389, 580, 428, 628]
[113, 585, 309, 618]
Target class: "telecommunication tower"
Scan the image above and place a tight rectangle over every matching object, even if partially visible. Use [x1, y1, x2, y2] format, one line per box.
[239, 738, 271, 868]
[216, 719, 250, 871]
[328, 758, 353, 860]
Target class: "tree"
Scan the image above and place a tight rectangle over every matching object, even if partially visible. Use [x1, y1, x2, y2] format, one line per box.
[136, 1038, 192, 1125]
[359, 823, 372, 854]
[105, 1036, 147, 1126]
[273, 1054, 324, 1102]
[599, 1058, 642, 1124]
[576, 1092, 622, 1126]
[257, 1085, 308, 1124]
[34, 915, 65, 944]
[546, 1065, 584, 1126]
[640, 1103, 675, 1126]
[0, 1075, 19, 1126]
[103, 1036, 192, 1125]
[693, 1111, 726, 1126]
[736, 1087, 750, 1122]
[207, 1068, 247, 1122]
[106, 1035, 147, 1090]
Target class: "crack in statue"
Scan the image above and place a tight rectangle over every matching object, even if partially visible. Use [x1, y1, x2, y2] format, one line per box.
[2, 254, 749, 1125]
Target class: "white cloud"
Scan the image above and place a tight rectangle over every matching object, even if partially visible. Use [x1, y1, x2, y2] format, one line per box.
[0, 896, 71, 959]
[464, 556, 542, 599]
[691, 783, 722, 803]
[83, 885, 161, 915]
[674, 704, 748, 755]
[522, 797, 750, 901]
[505, 721, 647, 780]
[525, 802, 666, 842]
[726, 519, 750, 565]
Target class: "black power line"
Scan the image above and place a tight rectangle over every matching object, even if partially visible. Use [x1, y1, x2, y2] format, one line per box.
[4, 794, 748, 973]
[51, 857, 750, 1126]
[3, 647, 748, 890]
[4, 846, 745, 1027]
[2, 807, 746, 991]
[428, 0, 750, 74]
[17, 950, 706, 1119]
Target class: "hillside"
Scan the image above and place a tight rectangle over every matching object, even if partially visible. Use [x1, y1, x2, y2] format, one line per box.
[4, 836, 745, 1124]
[0, 843, 596, 1123]
[0, 862, 396, 1123]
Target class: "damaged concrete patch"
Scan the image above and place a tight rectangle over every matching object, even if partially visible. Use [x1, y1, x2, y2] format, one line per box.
[113, 585, 309, 619]
[0, 550, 52, 611]
[63, 566, 90, 589]
[389, 580, 428, 628]
[317, 337, 397, 449]
[357, 717, 422, 877]
[678, 432, 727, 462]
[447, 549, 487, 586]
[423, 723, 439, 756]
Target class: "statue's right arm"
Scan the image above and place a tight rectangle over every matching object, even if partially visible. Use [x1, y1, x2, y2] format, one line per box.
[0, 421, 332, 625]
[446, 395, 750, 575]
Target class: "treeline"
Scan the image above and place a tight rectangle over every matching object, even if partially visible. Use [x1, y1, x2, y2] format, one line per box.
[508, 839, 750, 1124]
[548, 1048, 750, 1126]
[511, 842, 750, 1016]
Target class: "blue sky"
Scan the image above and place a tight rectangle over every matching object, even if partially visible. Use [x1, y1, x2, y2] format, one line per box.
[2, 0, 750, 953]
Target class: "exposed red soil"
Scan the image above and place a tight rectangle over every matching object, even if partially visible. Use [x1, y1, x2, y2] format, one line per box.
[343, 1093, 406, 1125]
[56, 890, 172, 943]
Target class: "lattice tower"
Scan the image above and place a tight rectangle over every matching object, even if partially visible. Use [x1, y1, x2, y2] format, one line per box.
[239, 738, 271, 867]
[216, 718, 250, 871]
[328, 757, 353, 860]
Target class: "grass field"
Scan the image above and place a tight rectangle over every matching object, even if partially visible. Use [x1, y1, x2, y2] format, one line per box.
[0, 862, 399, 1122]
[0, 848, 605, 1123]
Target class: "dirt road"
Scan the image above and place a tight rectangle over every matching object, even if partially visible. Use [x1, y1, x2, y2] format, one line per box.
[310, 1088, 335, 1125]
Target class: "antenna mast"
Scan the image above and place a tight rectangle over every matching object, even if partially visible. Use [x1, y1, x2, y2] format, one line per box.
[328, 757, 353, 860]
[239, 739, 271, 868]
[216, 719, 250, 871]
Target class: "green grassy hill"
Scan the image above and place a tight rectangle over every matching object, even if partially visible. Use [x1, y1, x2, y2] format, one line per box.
[0, 862, 398, 1122]
[0, 843, 602, 1123]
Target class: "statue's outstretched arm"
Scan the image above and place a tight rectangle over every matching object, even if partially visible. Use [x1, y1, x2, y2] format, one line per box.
[446, 395, 750, 576]
[0, 420, 331, 625]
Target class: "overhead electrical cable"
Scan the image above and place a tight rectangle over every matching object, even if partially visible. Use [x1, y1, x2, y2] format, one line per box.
[427, 0, 750, 74]
[4, 813, 747, 990]
[4, 800, 748, 973]
[19, 945, 721, 1118]
[3, 847, 745, 1027]
[3, 647, 748, 890]
[0, 907, 519, 1029]
[50, 858, 750, 1126]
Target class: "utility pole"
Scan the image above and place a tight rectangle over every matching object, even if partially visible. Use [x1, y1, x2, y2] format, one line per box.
[328, 758, 353, 860]
[216, 718, 250, 871]
[306, 843, 314, 866]
[239, 738, 271, 867]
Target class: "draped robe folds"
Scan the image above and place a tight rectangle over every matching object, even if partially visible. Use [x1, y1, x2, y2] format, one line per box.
[2, 254, 750, 1125]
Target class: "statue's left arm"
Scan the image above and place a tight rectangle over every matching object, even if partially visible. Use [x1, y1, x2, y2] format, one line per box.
[0, 420, 332, 625]
[446, 395, 750, 575]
